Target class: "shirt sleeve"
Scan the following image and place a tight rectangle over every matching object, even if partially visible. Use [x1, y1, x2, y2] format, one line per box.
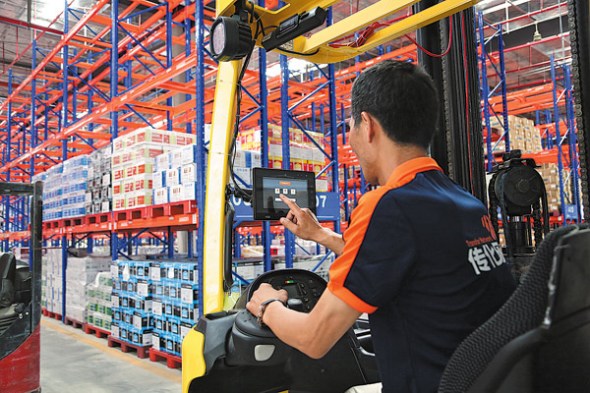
[328, 190, 416, 313]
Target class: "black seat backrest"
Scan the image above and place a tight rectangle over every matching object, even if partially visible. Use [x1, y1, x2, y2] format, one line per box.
[0, 253, 17, 308]
[533, 226, 590, 393]
[438, 225, 588, 393]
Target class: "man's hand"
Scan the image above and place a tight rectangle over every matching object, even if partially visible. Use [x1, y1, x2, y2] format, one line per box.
[279, 194, 345, 255]
[246, 283, 288, 321]
[279, 194, 326, 242]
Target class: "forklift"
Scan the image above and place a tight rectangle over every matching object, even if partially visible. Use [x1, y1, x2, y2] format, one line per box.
[181, 0, 590, 391]
[0, 182, 43, 393]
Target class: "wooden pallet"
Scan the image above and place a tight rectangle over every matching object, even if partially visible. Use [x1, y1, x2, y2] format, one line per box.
[83, 323, 111, 339]
[64, 317, 84, 329]
[107, 336, 150, 359]
[42, 308, 62, 321]
[148, 348, 182, 369]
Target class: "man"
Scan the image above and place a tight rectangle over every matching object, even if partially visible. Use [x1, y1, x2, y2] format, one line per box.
[246, 60, 515, 393]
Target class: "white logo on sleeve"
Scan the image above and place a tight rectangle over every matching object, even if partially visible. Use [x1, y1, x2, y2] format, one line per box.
[468, 241, 506, 275]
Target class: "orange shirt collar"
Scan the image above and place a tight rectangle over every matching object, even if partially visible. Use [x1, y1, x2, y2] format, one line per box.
[385, 156, 443, 188]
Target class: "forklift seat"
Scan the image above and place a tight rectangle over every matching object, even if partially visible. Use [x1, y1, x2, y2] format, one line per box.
[438, 224, 590, 393]
[0, 253, 17, 308]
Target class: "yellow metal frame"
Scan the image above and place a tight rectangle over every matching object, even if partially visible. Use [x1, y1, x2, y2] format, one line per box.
[183, 1, 480, 391]
[219, 0, 479, 63]
[202, 60, 242, 315]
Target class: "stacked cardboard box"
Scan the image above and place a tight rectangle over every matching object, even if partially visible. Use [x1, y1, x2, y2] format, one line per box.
[38, 165, 63, 221]
[111, 260, 154, 347]
[238, 125, 330, 192]
[86, 272, 113, 330]
[152, 144, 204, 205]
[229, 149, 262, 190]
[85, 148, 112, 214]
[62, 156, 91, 218]
[150, 261, 199, 357]
[111, 128, 196, 210]
[35, 155, 91, 220]
[485, 115, 543, 155]
[41, 248, 63, 315]
[536, 163, 572, 213]
[65, 256, 111, 322]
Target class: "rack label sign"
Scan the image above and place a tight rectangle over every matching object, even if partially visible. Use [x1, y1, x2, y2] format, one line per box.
[232, 192, 339, 222]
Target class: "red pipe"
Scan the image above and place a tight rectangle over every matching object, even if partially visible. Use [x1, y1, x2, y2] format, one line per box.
[502, 33, 569, 54]
[0, 15, 63, 36]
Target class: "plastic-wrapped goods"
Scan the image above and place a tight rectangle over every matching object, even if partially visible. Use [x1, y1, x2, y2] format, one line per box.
[65, 256, 111, 323]
[41, 248, 63, 314]
[85, 271, 113, 330]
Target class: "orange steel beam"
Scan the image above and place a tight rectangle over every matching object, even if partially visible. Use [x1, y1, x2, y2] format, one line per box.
[0, 0, 111, 115]
[0, 1, 194, 162]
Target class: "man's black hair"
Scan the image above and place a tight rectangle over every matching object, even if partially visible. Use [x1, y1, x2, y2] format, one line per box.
[351, 60, 440, 149]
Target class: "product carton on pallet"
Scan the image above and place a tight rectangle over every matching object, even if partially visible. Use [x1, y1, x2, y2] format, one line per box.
[85, 148, 112, 215]
[41, 248, 63, 315]
[86, 272, 113, 330]
[111, 128, 197, 211]
[149, 261, 199, 357]
[111, 260, 155, 347]
[485, 115, 543, 156]
[536, 163, 574, 213]
[36, 156, 91, 220]
[65, 256, 111, 323]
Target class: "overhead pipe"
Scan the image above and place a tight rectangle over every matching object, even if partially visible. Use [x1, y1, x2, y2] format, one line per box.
[0, 16, 63, 36]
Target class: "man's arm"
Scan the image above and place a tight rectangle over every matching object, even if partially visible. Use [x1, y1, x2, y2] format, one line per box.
[279, 194, 345, 255]
[246, 283, 361, 359]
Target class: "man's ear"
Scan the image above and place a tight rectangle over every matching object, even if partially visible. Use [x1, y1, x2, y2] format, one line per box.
[361, 112, 377, 143]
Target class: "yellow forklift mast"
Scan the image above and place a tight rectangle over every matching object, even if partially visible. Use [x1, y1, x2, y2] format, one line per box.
[182, 1, 479, 391]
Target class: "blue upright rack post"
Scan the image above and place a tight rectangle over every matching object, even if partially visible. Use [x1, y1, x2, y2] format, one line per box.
[550, 56, 567, 225]
[563, 64, 582, 222]
[257, 1, 272, 272]
[477, 11, 510, 172]
[280, 54, 295, 269]
[195, 0, 207, 316]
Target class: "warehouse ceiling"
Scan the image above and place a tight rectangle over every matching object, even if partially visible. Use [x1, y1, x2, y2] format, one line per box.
[0, 0, 573, 103]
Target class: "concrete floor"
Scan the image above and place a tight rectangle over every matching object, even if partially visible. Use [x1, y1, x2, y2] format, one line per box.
[41, 318, 181, 393]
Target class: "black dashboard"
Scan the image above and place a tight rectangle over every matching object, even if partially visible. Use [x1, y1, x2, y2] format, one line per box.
[234, 269, 327, 313]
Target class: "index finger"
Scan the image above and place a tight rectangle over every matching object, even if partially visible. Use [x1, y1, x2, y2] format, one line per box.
[279, 194, 302, 213]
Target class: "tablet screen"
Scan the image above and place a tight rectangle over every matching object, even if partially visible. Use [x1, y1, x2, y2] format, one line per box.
[252, 168, 316, 220]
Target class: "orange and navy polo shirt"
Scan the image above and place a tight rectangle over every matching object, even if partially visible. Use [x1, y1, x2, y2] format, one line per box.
[328, 157, 515, 393]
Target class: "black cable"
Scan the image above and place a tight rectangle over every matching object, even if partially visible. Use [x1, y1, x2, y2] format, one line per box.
[278, 48, 320, 57]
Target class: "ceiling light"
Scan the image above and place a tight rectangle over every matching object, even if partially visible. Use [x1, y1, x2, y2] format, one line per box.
[533, 24, 542, 41]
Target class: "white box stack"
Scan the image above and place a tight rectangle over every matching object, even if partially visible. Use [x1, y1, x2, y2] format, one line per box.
[65, 256, 111, 322]
[153, 143, 205, 205]
[111, 128, 196, 210]
[85, 148, 112, 214]
[42, 248, 64, 315]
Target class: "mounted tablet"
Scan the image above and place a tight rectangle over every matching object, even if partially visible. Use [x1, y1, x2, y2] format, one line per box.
[252, 168, 316, 220]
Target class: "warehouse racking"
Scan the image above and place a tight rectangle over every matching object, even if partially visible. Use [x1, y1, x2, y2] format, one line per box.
[0, 0, 587, 368]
